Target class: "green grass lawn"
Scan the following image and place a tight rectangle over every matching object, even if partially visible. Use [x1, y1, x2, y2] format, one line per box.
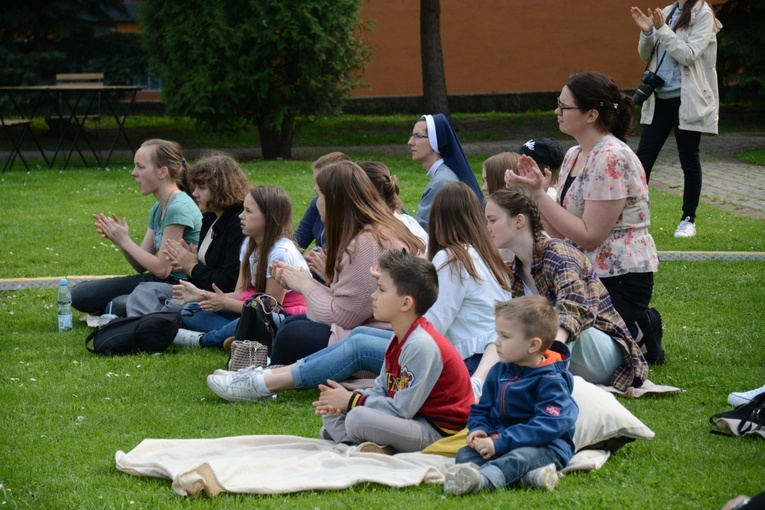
[734, 147, 765, 166]
[1, 156, 764, 509]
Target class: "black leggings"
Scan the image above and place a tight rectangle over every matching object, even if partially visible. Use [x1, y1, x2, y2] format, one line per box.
[599, 271, 654, 328]
[636, 96, 702, 222]
[269, 314, 332, 365]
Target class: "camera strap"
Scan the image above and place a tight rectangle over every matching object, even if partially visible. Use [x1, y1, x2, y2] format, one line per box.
[643, 4, 680, 74]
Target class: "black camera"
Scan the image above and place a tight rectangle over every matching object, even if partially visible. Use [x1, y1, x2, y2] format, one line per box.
[632, 70, 665, 106]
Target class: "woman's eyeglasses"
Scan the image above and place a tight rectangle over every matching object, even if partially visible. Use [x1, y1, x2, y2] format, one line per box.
[556, 98, 580, 112]
[410, 133, 429, 140]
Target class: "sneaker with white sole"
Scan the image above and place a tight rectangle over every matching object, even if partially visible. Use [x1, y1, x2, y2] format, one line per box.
[521, 463, 558, 491]
[444, 464, 485, 495]
[674, 217, 696, 238]
[728, 384, 765, 407]
[212, 365, 272, 377]
[353, 442, 394, 455]
[206, 371, 273, 403]
[172, 328, 203, 347]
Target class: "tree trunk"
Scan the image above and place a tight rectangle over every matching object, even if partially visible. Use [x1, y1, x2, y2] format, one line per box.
[420, 0, 450, 116]
[257, 114, 295, 159]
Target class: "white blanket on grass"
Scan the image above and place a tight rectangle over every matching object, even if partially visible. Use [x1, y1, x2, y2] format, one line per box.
[115, 435, 609, 496]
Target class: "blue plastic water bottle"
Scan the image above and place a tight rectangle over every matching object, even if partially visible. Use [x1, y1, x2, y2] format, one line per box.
[57, 278, 73, 332]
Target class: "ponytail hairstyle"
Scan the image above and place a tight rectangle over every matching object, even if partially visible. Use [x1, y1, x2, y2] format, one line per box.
[241, 186, 293, 293]
[315, 161, 424, 283]
[487, 186, 545, 259]
[357, 161, 404, 213]
[482, 152, 520, 195]
[140, 139, 191, 192]
[187, 153, 250, 212]
[565, 71, 634, 142]
[428, 182, 512, 292]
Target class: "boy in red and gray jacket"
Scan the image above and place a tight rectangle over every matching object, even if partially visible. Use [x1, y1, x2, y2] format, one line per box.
[313, 249, 474, 454]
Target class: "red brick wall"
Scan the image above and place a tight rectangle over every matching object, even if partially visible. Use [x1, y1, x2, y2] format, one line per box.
[353, 0, 725, 96]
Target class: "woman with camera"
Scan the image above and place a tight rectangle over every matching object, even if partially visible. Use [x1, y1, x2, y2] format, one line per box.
[630, 1, 722, 238]
[505, 71, 664, 366]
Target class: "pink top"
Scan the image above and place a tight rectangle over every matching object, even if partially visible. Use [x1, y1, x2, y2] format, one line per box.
[305, 229, 414, 345]
[558, 135, 659, 278]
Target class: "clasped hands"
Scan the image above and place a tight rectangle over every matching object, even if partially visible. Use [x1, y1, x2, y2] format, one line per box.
[630, 6, 667, 31]
[466, 430, 496, 460]
[312, 379, 351, 416]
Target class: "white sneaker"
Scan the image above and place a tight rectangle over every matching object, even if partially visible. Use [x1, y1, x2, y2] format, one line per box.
[206, 371, 273, 403]
[212, 366, 272, 377]
[444, 464, 485, 495]
[172, 328, 203, 347]
[674, 217, 696, 238]
[728, 384, 765, 407]
[521, 463, 558, 491]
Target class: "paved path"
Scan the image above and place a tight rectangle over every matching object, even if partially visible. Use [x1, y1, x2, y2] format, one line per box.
[284, 131, 765, 218]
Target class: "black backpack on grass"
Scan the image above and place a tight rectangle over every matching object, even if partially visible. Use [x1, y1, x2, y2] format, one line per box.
[85, 312, 180, 355]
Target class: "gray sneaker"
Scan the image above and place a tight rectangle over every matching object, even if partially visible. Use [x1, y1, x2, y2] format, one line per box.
[521, 463, 558, 491]
[674, 217, 696, 238]
[318, 426, 333, 441]
[444, 464, 485, 495]
[206, 371, 273, 403]
[172, 328, 203, 347]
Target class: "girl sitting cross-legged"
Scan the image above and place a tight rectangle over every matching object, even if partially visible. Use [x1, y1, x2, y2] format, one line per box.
[172, 185, 308, 348]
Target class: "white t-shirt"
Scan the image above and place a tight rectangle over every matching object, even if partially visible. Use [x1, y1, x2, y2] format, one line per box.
[425, 246, 513, 359]
[239, 237, 310, 287]
[394, 211, 429, 245]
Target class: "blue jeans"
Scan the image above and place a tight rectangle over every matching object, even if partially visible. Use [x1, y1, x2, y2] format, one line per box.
[180, 303, 239, 349]
[455, 445, 564, 490]
[290, 325, 486, 390]
[292, 326, 391, 389]
[180, 303, 286, 349]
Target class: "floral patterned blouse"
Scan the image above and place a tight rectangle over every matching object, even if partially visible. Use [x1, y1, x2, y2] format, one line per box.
[558, 135, 659, 278]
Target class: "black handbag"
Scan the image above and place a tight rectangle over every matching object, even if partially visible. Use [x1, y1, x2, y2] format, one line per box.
[85, 312, 181, 355]
[232, 293, 284, 353]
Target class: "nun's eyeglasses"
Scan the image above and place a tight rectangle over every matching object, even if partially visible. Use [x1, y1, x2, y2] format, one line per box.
[410, 133, 429, 140]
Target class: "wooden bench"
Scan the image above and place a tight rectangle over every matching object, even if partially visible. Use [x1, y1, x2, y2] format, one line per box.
[55, 73, 105, 87]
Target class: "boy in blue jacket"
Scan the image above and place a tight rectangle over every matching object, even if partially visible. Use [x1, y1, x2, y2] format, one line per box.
[445, 296, 578, 495]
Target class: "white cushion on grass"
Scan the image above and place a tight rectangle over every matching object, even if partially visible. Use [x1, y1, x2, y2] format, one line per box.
[572, 376, 655, 452]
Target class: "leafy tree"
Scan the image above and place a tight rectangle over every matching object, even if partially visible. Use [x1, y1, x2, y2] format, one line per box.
[715, 0, 765, 105]
[139, 0, 369, 159]
[0, 0, 145, 87]
[420, 0, 449, 116]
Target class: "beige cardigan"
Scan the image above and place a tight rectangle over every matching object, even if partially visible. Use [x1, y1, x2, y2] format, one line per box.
[637, 1, 723, 135]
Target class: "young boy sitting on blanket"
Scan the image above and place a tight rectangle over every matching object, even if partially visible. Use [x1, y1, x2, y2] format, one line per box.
[312, 249, 474, 454]
[444, 296, 578, 495]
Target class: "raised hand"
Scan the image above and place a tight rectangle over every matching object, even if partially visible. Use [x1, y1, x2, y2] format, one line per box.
[630, 6, 654, 32]
[94, 213, 130, 246]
